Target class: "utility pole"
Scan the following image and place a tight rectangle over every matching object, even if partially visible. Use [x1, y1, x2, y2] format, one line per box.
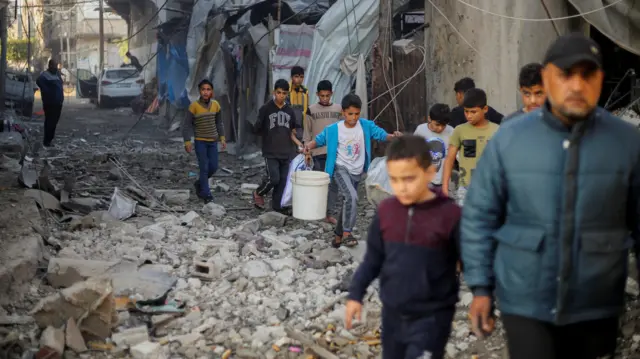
[22, 9, 30, 102]
[59, 27, 64, 65]
[65, 31, 70, 67]
[98, 0, 104, 72]
[371, 0, 398, 134]
[0, 5, 8, 111]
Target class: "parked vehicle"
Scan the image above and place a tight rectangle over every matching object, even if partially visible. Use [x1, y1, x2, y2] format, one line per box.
[4, 69, 35, 117]
[76, 67, 144, 108]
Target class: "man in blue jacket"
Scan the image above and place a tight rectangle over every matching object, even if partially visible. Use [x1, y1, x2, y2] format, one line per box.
[36, 59, 64, 147]
[461, 33, 640, 359]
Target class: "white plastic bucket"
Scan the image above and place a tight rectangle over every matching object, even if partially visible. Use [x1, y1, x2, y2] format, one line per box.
[291, 170, 331, 220]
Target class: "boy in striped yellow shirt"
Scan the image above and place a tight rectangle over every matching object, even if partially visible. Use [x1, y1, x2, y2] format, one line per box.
[182, 79, 227, 203]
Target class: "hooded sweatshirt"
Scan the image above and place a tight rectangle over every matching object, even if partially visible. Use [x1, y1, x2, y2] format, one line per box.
[348, 193, 461, 315]
[253, 99, 297, 159]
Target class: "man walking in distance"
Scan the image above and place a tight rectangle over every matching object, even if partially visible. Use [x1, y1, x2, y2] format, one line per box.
[503, 63, 546, 122]
[462, 33, 640, 359]
[36, 59, 64, 147]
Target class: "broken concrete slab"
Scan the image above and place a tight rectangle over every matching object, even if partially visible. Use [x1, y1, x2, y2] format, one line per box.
[0, 230, 43, 294]
[202, 202, 226, 219]
[180, 211, 204, 228]
[154, 189, 190, 205]
[0, 314, 34, 325]
[110, 262, 177, 301]
[241, 183, 259, 194]
[0, 131, 24, 154]
[24, 189, 62, 211]
[259, 211, 288, 227]
[30, 277, 117, 340]
[130, 341, 162, 359]
[40, 326, 65, 355]
[65, 317, 87, 353]
[46, 258, 118, 288]
[139, 224, 166, 241]
[111, 326, 150, 348]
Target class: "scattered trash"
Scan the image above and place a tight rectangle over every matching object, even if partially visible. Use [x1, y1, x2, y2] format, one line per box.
[107, 187, 137, 220]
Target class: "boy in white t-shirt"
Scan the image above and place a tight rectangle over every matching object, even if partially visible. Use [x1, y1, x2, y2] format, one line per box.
[414, 103, 454, 190]
[305, 94, 401, 248]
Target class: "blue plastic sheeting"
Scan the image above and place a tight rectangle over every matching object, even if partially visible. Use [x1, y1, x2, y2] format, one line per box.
[157, 41, 191, 108]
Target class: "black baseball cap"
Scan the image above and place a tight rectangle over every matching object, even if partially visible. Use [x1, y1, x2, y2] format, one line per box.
[543, 33, 603, 70]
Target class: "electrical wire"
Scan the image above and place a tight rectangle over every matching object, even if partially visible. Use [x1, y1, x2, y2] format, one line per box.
[13, 0, 99, 8]
[456, 0, 626, 22]
[604, 69, 634, 109]
[426, 0, 489, 63]
[373, 46, 427, 122]
[252, 0, 321, 48]
[113, 0, 169, 44]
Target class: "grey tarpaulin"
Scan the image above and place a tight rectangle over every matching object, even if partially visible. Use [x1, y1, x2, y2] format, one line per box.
[340, 54, 369, 119]
[305, 0, 380, 106]
[570, 0, 640, 56]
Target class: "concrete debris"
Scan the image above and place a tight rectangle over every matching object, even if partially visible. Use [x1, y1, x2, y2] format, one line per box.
[154, 189, 190, 205]
[24, 189, 62, 211]
[111, 326, 150, 348]
[65, 317, 87, 353]
[0, 314, 34, 325]
[627, 277, 640, 297]
[30, 277, 117, 339]
[0, 131, 24, 154]
[40, 325, 65, 355]
[46, 258, 118, 288]
[259, 211, 288, 227]
[240, 183, 259, 194]
[3, 111, 639, 359]
[202, 202, 226, 218]
[130, 341, 163, 359]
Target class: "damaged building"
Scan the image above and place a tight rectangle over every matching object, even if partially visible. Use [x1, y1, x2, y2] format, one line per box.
[98, 0, 639, 152]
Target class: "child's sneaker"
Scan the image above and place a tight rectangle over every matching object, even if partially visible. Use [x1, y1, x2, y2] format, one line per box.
[203, 196, 214, 204]
[253, 191, 265, 209]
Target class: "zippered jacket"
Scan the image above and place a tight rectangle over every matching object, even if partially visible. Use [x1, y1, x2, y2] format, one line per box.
[348, 193, 461, 315]
[461, 104, 640, 325]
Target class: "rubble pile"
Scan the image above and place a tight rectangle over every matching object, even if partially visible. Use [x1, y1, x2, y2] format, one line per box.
[0, 112, 638, 359]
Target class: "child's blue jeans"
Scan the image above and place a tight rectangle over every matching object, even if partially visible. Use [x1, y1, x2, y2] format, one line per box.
[381, 307, 454, 359]
[194, 140, 219, 198]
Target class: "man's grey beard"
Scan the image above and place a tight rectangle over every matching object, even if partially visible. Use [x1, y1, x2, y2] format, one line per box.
[548, 96, 594, 123]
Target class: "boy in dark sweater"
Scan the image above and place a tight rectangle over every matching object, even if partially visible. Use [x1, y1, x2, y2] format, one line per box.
[345, 135, 461, 359]
[253, 79, 303, 214]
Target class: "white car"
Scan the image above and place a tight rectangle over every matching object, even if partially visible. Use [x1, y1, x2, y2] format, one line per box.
[97, 68, 144, 108]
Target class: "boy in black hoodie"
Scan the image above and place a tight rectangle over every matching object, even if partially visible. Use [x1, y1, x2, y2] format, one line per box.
[345, 135, 461, 359]
[253, 79, 303, 214]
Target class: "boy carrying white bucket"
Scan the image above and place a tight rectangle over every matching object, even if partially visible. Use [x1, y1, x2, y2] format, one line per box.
[304, 94, 401, 248]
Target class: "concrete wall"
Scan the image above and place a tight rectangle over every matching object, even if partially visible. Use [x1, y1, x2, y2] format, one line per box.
[76, 38, 122, 74]
[424, 0, 572, 115]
